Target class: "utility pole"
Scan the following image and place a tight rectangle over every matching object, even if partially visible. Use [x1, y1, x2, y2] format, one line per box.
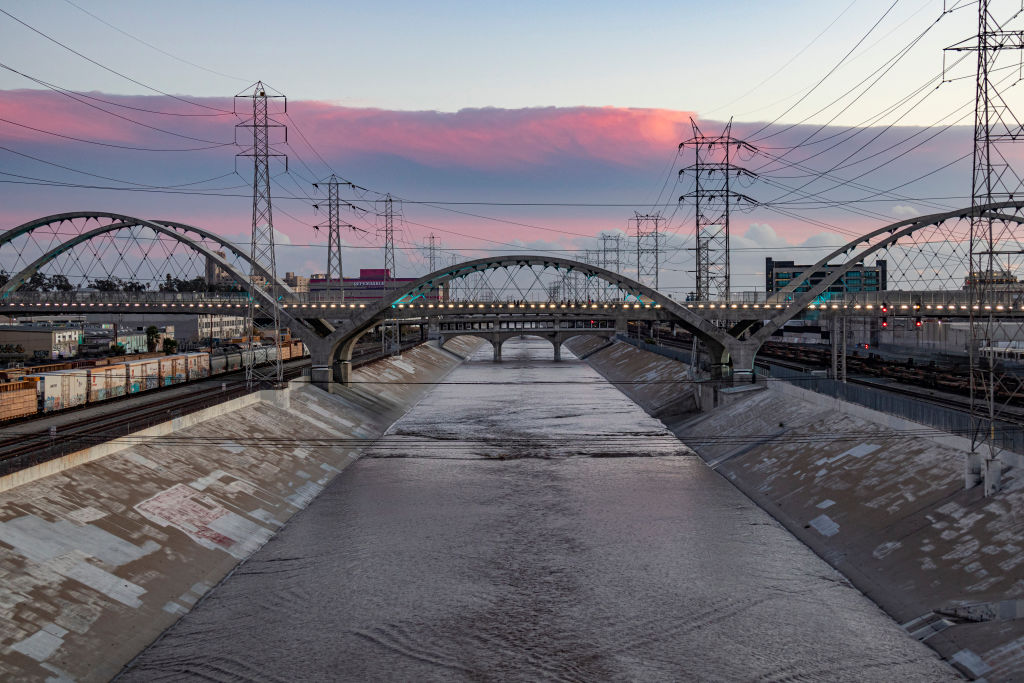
[679, 118, 757, 301]
[236, 81, 286, 388]
[947, 0, 1024, 494]
[630, 213, 662, 290]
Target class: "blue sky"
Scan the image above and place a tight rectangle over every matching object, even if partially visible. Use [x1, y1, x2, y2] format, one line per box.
[2, 0, 975, 118]
[0, 0, 1007, 294]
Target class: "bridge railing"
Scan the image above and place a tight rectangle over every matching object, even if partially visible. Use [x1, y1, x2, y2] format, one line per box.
[2, 290, 252, 304]
[9, 288, 1024, 316]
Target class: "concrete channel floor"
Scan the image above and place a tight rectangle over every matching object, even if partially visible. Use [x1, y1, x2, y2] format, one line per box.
[0, 339, 479, 681]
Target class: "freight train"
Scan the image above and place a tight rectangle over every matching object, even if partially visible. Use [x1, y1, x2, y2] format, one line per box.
[0, 340, 307, 422]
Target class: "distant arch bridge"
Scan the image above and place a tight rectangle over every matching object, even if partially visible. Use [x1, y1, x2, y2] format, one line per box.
[3, 204, 1024, 391]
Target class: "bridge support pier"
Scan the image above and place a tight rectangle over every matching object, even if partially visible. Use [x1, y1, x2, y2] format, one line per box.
[728, 344, 758, 385]
[985, 457, 1003, 496]
[553, 341, 561, 362]
[492, 338, 502, 362]
[310, 363, 334, 393]
[965, 451, 983, 489]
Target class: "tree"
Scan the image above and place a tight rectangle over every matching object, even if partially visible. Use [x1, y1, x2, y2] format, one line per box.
[24, 272, 51, 292]
[90, 278, 123, 292]
[89, 277, 148, 292]
[48, 274, 73, 292]
[111, 343, 126, 356]
[162, 337, 178, 355]
[145, 325, 160, 352]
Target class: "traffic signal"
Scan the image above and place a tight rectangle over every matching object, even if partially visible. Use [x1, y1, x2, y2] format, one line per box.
[881, 318, 889, 328]
[881, 302, 889, 314]
[915, 317, 922, 328]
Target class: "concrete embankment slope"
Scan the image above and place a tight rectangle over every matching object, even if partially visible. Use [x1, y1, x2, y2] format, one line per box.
[566, 336, 1024, 682]
[0, 338, 481, 682]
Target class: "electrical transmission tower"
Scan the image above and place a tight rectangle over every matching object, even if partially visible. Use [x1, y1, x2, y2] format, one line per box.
[313, 174, 346, 301]
[601, 233, 621, 274]
[427, 233, 439, 272]
[630, 212, 662, 290]
[679, 118, 757, 301]
[583, 249, 600, 301]
[379, 194, 397, 282]
[600, 232, 621, 302]
[378, 194, 400, 355]
[447, 253, 460, 301]
[236, 81, 286, 388]
[947, 0, 1024, 493]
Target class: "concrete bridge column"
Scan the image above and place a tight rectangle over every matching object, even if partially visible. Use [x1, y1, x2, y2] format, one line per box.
[337, 360, 352, 386]
[985, 457, 1003, 496]
[707, 342, 731, 380]
[330, 335, 361, 388]
[553, 340, 562, 362]
[308, 342, 335, 393]
[492, 335, 503, 362]
[965, 450, 983, 489]
[727, 343, 759, 384]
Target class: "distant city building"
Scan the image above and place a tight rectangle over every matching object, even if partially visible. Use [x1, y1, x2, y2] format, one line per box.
[765, 258, 887, 298]
[0, 325, 80, 360]
[963, 269, 1020, 290]
[283, 271, 309, 293]
[205, 250, 232, 286]
[80, 326, 147, 355]
[197, 315, 246, 341]
[81, 314, 241, 343]
[308, 268, 442, 302]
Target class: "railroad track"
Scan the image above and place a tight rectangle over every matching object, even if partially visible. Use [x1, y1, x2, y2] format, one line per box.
[627, 334, 1024, 428]
[0, 339, 424, 476]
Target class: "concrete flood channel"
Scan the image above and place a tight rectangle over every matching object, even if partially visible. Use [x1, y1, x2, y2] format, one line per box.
[117, 337, 953, 681]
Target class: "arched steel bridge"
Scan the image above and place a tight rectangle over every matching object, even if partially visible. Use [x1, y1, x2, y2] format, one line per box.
[3, 204, 1024, 391]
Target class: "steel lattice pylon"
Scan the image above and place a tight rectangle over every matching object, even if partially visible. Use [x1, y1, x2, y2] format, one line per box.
[630, 212, 661, 291]
[679, 118, 757, 302]
[236, 81, 286, 387]
[378, 194, 399, 354]
[427, 233, 439, 272]
[947, 0, 1024, 491]
[324, 175, 345, 300]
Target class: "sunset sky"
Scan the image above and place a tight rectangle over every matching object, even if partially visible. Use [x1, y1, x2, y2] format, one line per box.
[0, 0, 999, 295]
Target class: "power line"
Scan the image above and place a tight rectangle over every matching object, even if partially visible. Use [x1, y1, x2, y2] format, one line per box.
[0, 115, 232, 152]
[0, 8, 232, 114]
[60, 0, 250, 83]
[0, 62, 232, 145]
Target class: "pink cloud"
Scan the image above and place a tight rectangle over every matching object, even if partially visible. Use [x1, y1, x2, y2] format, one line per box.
[0, 89, 696, 167]
[295, 103, 696, 168]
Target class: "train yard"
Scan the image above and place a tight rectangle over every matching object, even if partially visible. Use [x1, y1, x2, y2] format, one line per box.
[0, 337, 424, 477]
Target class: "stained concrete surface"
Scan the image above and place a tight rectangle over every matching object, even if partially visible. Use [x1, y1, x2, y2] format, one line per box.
[567, 335, 1024, 681]
[0, 338, 481, 681]
[120, 337, 955, 682]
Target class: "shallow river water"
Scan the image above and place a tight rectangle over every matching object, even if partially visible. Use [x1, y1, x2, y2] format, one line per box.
[123, 337, 955, 681]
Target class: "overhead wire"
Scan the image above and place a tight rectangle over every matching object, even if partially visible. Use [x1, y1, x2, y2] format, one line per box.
[0, 8, 232, 114]
[59, 0, 250, 83]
